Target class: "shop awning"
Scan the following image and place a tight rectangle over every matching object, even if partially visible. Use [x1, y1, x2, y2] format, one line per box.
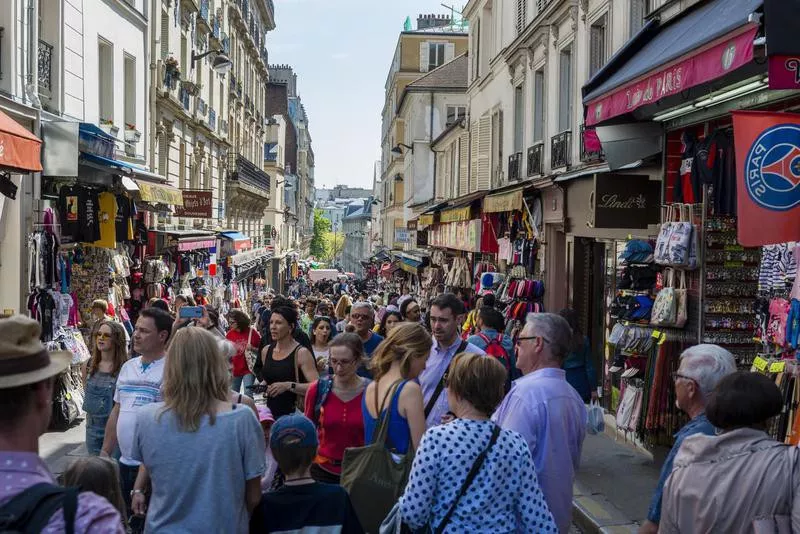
[0, 109, 42, 173]
[220, 231, 252, 252]
[583, 0, 762, 126]
[136, 180, 184, 205]
[484, 187, 524, 213]
[440, 191, 486, 223]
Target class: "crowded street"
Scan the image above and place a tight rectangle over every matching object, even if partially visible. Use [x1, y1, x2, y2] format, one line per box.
[1, 0, 800, 532]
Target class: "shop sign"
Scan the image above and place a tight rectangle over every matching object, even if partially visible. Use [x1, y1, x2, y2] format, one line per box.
[428, 220, 481, 252]
[138, 181, 184, 206]
[732, 111, 800, 246]
[394, 228, 411, 243]
[418, 214, 435, 227]
[593, 174, 660, 229]
[407, 219, 418, 231]
[176, 237, 216, 252]
[232, 247, 270, 266]
[440, 205, 472, 223]
[765, 0, 800, 89]
[484, 189, 523, 213]
[768, 56, 800, 90]
[174, 190, 213, 218]
[586, 25, 758, 126]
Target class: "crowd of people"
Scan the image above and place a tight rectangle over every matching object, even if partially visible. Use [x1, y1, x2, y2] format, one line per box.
[0, 281, 798, 533]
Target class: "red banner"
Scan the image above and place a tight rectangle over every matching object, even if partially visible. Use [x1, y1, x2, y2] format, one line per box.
[587, 25, 757, 126]
[733, 110, 800, 246]
[768, 56, 800, 90]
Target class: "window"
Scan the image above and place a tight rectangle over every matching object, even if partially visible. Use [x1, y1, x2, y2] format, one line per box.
[160, 10, 169, 59]
[124, 55, 136, 128]
[98, 39, 114, 123]
[589, 15, 607, 77]
[533, 69, 544, 142]
[428, 43, 446, 70]
[472, 19, 481, 80]
[515, 0, 527, 35]
[446, 106, 466, 126]
[514, 85, 524, 153]
[180, 35, 187, 74]
[630, 0, 647, 37]
[558, 47, 572, 133]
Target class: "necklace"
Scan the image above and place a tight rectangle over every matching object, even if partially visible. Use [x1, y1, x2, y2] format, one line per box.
[284, 476, 314, 484]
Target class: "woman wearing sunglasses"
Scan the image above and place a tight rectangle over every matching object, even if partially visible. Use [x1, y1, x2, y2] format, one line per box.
[83, 320, 129, 456]
[304, 333, 368, 484]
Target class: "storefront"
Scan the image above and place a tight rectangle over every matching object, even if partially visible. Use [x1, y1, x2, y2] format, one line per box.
[579, 0, 800, 446]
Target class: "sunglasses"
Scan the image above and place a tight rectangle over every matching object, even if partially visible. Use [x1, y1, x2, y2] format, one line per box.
[350, 313, 371, 320]
[96, 333, 112, 340]
[330, 358, 357, 367]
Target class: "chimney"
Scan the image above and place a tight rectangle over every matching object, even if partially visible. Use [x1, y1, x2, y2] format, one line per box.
[416, 13, 452, 30]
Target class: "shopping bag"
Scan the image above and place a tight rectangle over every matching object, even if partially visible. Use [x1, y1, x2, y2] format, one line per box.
[341, 380, 413, 533]
[674, 271, 688, 328]
[651, 269, 677, 327]
[587, 400, 605, 435]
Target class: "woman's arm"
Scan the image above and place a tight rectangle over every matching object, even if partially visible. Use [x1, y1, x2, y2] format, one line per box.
[399, 432, 438, 529]
[293, 347, 319, 395]
[399, 382, 426, 450]
[131, 465, 151, 515]
[245, 477, 262, 514]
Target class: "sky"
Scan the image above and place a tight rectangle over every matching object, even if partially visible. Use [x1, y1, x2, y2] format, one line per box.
[268, 0, 464, 191]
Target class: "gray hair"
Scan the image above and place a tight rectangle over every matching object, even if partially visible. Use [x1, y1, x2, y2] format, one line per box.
[351, 301, 374, 316]
[523, 312, 572, 362]
[679, 344, 736, 397]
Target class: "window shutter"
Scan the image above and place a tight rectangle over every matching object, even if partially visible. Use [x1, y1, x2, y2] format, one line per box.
[442, 150, 451, 199]
[420, 42, 429, 72]
[160, 11, 170, 59]
[470, 121, 479, 193]
[558, 48, 572, 132]
[445, 43, 455, 62]
[459, 133, 469, 196]
[477, 114, 492, 191]
[533, 70, 545, 142]
[516, 0, 527, 35]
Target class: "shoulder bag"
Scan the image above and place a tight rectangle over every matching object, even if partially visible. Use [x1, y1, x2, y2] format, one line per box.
[245, 328, 259, 373]
[424, 341, 468, 418]
[341, 379, 411, 533]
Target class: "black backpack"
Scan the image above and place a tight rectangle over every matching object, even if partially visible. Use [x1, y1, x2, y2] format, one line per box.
[0, 483, 78, 534]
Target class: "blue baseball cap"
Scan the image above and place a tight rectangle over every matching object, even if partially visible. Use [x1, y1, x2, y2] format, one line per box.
[270, 413, 319, 449]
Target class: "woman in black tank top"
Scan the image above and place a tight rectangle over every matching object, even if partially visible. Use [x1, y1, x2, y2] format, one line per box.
[253, 306, 318, 419]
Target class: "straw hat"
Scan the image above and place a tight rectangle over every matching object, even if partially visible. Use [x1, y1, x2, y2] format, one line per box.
[0, 316, 71, 389]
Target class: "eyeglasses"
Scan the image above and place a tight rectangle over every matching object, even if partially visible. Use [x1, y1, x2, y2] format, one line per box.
[672, 372, 695, 383]
[96, 333, 112, 340]
[516, 335, 551, 345]
[350, 313, 371, 320]
[330, 358, 357, 367]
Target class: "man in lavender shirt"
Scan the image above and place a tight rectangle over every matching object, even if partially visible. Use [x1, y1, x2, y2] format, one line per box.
[493, 312, 587, 533]
[419, 293, 485, 428]
[0, 316, 123, 533]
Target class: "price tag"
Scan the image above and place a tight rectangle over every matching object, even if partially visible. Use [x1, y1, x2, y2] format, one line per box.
[651, 330, 662, 339]
[658, 333, 667, 345]
[769, 361, 787, 374]
[752, 356, 769, 372]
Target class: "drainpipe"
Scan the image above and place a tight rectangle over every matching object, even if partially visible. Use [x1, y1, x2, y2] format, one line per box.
[149, 0, 159, 172]
[429, 91, 436, 203]
[25, 0, 35, 104]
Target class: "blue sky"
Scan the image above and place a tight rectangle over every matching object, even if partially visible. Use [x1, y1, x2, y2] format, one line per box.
[269, 0, 464, 190]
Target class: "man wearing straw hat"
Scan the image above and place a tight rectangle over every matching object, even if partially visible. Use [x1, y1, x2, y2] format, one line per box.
[0, 315, 124, 532]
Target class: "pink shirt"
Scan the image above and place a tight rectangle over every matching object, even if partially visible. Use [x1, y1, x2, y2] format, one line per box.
[0, 452, 124, 533]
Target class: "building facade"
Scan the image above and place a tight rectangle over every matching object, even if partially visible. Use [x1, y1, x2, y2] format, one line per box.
[342, 199, 373, 277]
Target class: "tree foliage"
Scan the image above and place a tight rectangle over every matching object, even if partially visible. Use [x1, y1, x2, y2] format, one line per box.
[310, 209, 331, 258]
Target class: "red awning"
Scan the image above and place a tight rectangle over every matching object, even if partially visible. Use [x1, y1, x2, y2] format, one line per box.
[585, 25, 758, 126]
[0, 109, 42, 172]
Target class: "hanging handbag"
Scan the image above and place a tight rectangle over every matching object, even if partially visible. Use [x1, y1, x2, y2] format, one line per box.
[682, 204, 699, 271]
[341, 380, 413, 534]
[654, 205, 675, 265]
[245, 328, 259, 373]
[674, 270, 688, 328]
[651, 269, 678, 327]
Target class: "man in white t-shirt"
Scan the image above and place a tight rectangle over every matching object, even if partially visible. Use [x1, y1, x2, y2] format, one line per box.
[101, 307, 172, 533]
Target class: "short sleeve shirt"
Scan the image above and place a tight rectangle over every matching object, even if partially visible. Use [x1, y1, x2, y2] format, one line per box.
[113, 356, 165, 466]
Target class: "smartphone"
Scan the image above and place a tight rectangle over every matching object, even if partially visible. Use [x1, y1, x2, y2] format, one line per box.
[179, 306, 204, 319]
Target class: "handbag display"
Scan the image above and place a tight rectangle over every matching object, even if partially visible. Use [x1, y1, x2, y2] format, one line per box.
[655, 205, 697, 268]
[341, 380, 413, 533]
[651, 269, 678, 327]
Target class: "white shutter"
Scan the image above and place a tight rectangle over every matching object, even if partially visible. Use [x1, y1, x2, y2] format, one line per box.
[459, 133, 469, 195]
[445, 43, 455, 62]
[470, 120, 479, 193]
[477, 114, 492, 191]
[516, 0, 527, 35]
[442, 150, 451, 199]
[420, 42, 429, 72]
[160, 11, 170, 59]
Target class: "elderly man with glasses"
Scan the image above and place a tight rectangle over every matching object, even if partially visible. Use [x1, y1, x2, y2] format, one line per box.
[638, 344, 736, 534]
[492, 312, 587, 534]
[349, 302, 383, 378]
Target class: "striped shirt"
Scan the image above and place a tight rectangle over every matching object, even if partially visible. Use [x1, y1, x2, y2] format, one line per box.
[114, 356, 165, 466]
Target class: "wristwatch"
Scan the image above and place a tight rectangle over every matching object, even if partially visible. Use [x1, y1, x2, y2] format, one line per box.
[130, 489, 145, 497]
[291, 382, 296, 390]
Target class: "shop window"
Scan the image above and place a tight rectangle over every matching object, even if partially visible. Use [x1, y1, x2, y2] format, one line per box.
[589, 14, 607, 77]
[98, 39, 114, 124]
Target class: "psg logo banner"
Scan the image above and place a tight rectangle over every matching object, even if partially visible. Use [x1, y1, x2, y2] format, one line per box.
[734, 111, 800, 246]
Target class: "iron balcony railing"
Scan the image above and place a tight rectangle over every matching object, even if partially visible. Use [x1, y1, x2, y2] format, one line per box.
[199, 0, 209, 21]
[508, 152, 522, 181]
[551, 130, 572, 169]
[209, 108, 217, 130]
[580, 123, 604, 163]
[228, 152, 271, 191]
[38, 39, 53, 92]
[527, 143, 544, 176]
[221, 33, 230, 54]
[179, 87, 190, 111]
[197, 98, 207, 116]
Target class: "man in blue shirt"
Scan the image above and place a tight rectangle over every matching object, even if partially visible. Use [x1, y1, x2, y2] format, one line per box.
[466, 306, 518, 388]
[638, 344, 736, 534]
[350, 301, 382, 378]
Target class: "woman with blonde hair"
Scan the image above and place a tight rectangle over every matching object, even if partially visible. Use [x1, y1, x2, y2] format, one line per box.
[129, 327, 265, 533]
[83, 320, 128, 456]
[335, 294, 352, 323]
[400, 353, 556, 532]
[362, 322, 432, 453]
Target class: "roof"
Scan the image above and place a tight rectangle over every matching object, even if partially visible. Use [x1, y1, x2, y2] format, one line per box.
[407, 54, 468, 90]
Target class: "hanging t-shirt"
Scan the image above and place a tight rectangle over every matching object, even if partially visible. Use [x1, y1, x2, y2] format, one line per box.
[115, 194, 134, 242]
[93, 192, 117, 249]
[82, 188, 101, 243]
[58, 185, 84, 243]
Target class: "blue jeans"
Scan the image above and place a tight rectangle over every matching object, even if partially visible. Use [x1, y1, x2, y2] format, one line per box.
[83, 372, 116, 455]
[119, 462, 146, 534]
[231, 373, 255, 398]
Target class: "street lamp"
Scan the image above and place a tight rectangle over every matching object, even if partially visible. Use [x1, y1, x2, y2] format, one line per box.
[391, 143, 414, 155]
[191, 49, 233, 74]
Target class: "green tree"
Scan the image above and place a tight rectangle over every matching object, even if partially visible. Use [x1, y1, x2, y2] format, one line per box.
[310, 209, 331, 259]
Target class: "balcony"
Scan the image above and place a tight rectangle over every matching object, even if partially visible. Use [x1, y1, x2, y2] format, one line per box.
[197, 0, 211, 32]
[221, 32, 230, 54]
[209, 108, 217, 130]
[38, 40, 53, 95]
[551, 131, 572, 169]
[228, 152, 271, 194]
[179, 87, 191, 111]
[220, 119, 229, 137]
[196, 97, 207, 117]
[527, 143, 543, 176]
[580, 124, 604, 163]
[508, 152, 522, 182]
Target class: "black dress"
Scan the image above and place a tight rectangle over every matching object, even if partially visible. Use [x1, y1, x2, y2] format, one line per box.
[254, 343, 306, 419]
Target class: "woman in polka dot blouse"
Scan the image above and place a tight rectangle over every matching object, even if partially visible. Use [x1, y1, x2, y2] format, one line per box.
[399, 353, 557, 533]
